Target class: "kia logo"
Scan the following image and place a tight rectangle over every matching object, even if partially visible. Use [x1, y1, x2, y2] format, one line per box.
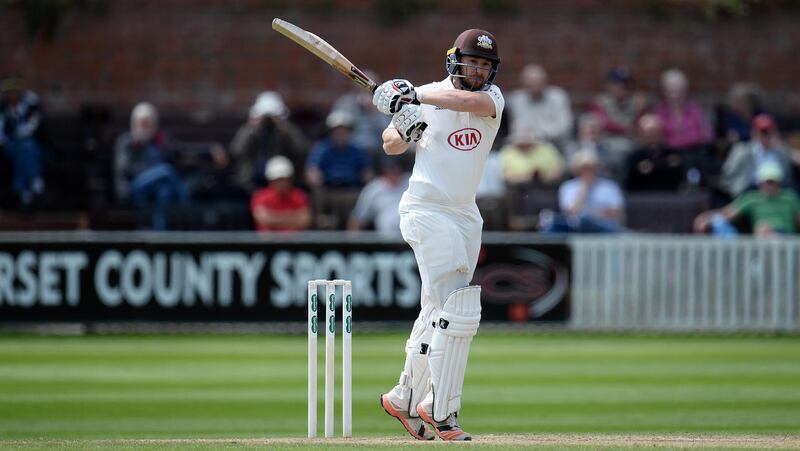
[447, 128, 482, 151]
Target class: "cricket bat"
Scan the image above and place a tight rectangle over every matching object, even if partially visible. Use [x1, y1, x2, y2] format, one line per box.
[272, 18, 378, 93]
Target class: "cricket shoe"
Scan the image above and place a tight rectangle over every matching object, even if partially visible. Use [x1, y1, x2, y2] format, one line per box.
[380, 393, 435, 440]
[416, 397, 472, 441]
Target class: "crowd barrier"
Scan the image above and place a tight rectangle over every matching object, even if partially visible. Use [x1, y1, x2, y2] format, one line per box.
[571, 235, 800, 332]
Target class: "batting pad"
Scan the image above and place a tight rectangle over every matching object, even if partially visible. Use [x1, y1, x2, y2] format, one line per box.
[428, 285, 481, 422]
[395, 303, 437, 416]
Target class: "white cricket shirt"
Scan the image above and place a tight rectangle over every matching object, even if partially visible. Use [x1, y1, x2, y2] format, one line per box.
[403, 77, 504, 205]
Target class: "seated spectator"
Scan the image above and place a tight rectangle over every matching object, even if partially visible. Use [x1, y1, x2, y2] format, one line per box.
[229, 91, 307, 193]
[717, 82, 764, 145]
[539, 150, 624, 234]
[719, 114, 794, 199]
[306, 110, 371, 188]
[625, 114, 686, 191]
[652, 68, 712, 152]
[0, 75, 45, 208]
[507, 64, 573, 149]
[499, 129, 565, 186]
[590, 67, 649, 156]
[330, 69, 390, 156]
[347, 156, 409, 235]
[251, 155, 311, 232]
[565, 113, 620, 181]
[694, 162, 800, 237]
[114, 102, 188, 230]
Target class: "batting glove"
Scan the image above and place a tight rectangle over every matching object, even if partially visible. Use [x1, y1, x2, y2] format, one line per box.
[373, 79, 419, 115]
[392, 104, 427, 143]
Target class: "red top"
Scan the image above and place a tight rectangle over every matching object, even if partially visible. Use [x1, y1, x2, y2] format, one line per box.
[250, 187, 310, 231]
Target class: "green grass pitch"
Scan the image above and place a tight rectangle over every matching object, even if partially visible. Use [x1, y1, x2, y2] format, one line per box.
[1, 332, 799, 449]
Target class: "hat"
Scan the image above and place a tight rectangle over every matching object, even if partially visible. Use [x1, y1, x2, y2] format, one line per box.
[756, 162, 783, 183]
[752, 114, 776, 132]
[569, 149, 600, 171]
[250, 91, 288, 119]
[608, 67, 631, 84]
[325, 110, 355, 129]
[264, 155, 294, 181]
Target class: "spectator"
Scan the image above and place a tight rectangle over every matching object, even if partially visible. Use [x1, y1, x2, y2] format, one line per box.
[306, 110, 371, 188]
[499, 129, 565, 186]
[330, 69, 390, 156]
[229, 91, 307, 193]
[251, 155, 311, 232]
[625, 114, 685, 191]
[652, 68, 713, 151]
[694, 162, 800, 237]
[347, 156, 409, 234]
[590, 67, 648, 156]
[565, 113, 620, 180]
[539, 149, 624, 233]
[507, 64, 573, 149]
[0, 75, 45, 208]
[719, 114, 794, 199]
[114, 102, 187, 230]
[717, 82, 764, 145]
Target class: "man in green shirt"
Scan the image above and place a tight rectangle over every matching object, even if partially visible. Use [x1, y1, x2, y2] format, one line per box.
[694, 162, 800, 236]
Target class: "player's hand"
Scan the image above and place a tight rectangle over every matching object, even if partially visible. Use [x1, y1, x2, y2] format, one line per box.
[392, 104, 427, 143]
[373, 79, 419, 115]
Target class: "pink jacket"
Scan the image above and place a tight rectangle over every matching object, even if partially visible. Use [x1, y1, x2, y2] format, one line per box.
[653, 100, 712, 150]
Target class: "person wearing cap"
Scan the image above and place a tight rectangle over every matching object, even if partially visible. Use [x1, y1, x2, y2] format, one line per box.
[540, 149, 625, 233]
[305, 110, 371, 188]
[695, 161, 800, 237]
[250, 155, 311, 232]
[719, 113, 794, 199]
[371, 28, 504, 440]
[347, 155, 409, 234]
[499, 128, 565, 186]
[589, 67, 649, 156]
[229, 91, 307, 193]
[506, 64, 573, 149]
[0, 74, 46, 208]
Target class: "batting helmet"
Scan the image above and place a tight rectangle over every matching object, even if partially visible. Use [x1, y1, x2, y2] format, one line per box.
[446, 29, 500, 91]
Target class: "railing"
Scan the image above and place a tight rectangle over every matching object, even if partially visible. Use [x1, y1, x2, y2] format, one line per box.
[570, 236, 800, 331]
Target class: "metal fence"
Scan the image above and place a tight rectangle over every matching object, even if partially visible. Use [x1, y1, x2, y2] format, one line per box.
[570, 236, 800, 332]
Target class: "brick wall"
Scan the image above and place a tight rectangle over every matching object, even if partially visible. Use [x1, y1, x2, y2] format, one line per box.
[2, 0, 798, 116]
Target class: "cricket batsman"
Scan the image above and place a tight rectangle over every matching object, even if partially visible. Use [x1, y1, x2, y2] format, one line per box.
[372, 28, 504, 441]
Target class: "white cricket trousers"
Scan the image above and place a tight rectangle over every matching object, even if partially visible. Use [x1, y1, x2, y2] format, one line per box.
[390, 192, 483, 413]
[398, 193, 483, 313]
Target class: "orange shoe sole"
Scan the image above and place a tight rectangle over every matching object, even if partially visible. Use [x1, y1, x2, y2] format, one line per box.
[380, 395, 432, 440]
[416, 403, 471, 441]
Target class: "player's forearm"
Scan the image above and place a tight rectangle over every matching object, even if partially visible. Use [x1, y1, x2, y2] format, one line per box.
[418, 90, 495, 117]
[382, 128, 410, 155]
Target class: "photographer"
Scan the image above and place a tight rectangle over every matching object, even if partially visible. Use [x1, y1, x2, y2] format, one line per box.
[229, 91, 308, 193]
